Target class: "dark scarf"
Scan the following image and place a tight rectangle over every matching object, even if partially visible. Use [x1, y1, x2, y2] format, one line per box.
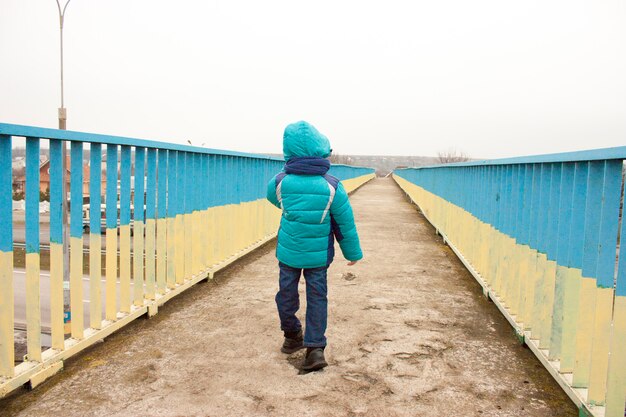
[284, 157, 330, 175]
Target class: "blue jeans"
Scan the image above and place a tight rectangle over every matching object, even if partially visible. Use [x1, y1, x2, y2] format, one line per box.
[276, 262, 328, 348]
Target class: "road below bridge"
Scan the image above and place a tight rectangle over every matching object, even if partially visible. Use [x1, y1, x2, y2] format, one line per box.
[1, 178, 576, 416]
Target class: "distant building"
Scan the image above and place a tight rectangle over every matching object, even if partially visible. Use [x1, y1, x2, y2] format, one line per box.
[13, 157, 92, 196]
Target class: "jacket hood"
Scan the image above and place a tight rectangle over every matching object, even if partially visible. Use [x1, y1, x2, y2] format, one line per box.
[283, 121, 332, 161]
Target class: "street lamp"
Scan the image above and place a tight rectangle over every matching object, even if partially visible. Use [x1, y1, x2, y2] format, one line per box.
[55, 0, 71, 334]
[56, 0, 70, 130]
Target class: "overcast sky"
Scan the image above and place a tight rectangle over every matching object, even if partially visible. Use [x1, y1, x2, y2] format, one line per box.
[1, 0, 625, 159]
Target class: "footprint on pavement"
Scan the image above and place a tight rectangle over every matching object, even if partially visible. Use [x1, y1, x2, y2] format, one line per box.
[343, 272, 357, 281]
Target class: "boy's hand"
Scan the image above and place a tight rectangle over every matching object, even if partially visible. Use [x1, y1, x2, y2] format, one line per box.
[347, 261, 358, 266]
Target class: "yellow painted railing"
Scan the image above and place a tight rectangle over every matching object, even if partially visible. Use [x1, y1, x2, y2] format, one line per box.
[394, 149, 626, 417]
[0, 123, 374, 398]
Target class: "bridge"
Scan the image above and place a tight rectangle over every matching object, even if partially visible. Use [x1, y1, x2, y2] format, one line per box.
[0, 123, 624, 417]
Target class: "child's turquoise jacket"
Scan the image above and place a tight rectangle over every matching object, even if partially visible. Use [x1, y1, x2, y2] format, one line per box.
[267, 121, 363, 269]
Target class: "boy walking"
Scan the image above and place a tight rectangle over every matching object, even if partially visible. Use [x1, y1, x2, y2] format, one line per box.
[267, 121, 363, 371]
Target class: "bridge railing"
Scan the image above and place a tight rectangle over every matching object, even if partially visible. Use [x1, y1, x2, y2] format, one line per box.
[0, 123, 374, 397]
[328, 164, 376, 193]
[394, 149, 626, 417]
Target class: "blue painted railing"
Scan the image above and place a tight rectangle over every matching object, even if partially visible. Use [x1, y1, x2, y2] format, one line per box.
[394, 148, 626, 417]
[0, 123, 374, 398]
[329, 164, 375, 181]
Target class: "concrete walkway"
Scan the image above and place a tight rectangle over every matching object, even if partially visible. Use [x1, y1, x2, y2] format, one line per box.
[1, 178, 576, 417]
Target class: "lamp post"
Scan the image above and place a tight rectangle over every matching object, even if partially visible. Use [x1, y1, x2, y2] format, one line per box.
[56, 0, 70, 130]
[55, 0, 71, 334]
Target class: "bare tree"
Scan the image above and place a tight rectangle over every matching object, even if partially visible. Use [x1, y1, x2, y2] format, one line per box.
[329, 153, 353, 165]
[13, 166, 26, 178]
[437, 148, 470, 164]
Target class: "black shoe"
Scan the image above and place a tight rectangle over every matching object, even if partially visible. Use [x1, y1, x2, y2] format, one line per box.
[301, 347, 328, 371]
[281, 330, 304, 354]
